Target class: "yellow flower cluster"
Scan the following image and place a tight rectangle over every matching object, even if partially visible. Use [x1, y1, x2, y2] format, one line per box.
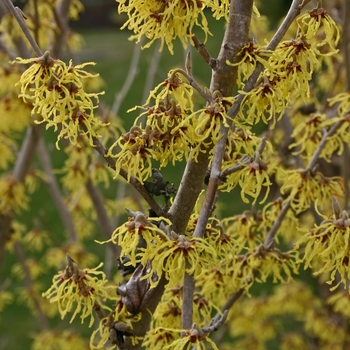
[32, 330, 88, 350]
[110, 71, 236, 183]
[0, 175, 29, 215]
[237, 5, 339, 128]
[117, 0, 230, 53]
[0, 0, 84, 53]
[297, 6, 340, 56]
[296, 206, 350, 291]
[0, 64, 32, 170]
[42, 254, 117, 327]
[281, 169, 344, 214]
[15, 52, 104, 148]
[220, 140, 275, 204]
[145, 324, 219, 350]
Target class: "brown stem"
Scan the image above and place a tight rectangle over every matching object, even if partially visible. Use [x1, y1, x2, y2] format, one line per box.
[0, 124, 43, 272]
[124, 276, 168, 349]
[209, 0, 254, 96]
[37, 139, 78, 242]
[85, 178, 121, 257]
[2, 0, 43, 56]
[192, 34, 216, 69]
[51, 0, 72, 58]
[180, 0, 255, 333]
[91, 136, 168, 218]
[93, 301, 105, 321]
[220, 288, 245, 314]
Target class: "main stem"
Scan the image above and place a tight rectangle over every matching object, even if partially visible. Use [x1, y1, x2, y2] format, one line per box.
[180, 0, 254, 331]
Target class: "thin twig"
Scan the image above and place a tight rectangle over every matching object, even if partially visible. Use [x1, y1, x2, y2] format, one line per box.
[141, 40, 162, 104]
[0, 124, 43, 271]
[93, 301, 105, 321]
[3, 0, 43, 56]
[263, 120, 344, 249]
[172, 67, 214, 104]
[111, 39, 143, 116]
[220, 289, 245, 314]
[91, 136, 168, 218]
[51, 0, 73, 58]
[192, 34, 216, 69]
[306, 120, 344, 171]
[263, 200, 291, 250]
[37, 139, 78, 242]
[85, 178, 121, 257]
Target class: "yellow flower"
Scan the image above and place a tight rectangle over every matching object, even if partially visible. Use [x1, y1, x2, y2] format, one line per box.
[42, 254, 118, 327]
[97, 211, 171, 268]
[108, 126, 155, 183]
[270, 37, 320, 102]
[144, 70, 194, 110]
[90, 306, 140, 349]
[22, 228, 52, 252]
[187, 95, 235, 146]
[220, 146, 275, 204]
[297, 6, 340, 56]
[259, 198, 299, 244]
[232, 245, 299, 292]
[43, 242, 98, 270]
[296, 206, 350, 291]
[227, 42, 273, 87]
[31, 329, 89, 350]
[143, 327, 179, 349]
[140, 229, 219, 287]
[327, 291, 350, 317]
[0, 133, 16, 170]
[289, 113, 325, 160]
[15, 52, 104, 148]
[222, 210, 264, 249]
[280, 169, 344, 214]
[239, 74, 289, 127]
[1, 0, 84, 53]
[117, 0, 212, 53]
[0, 175, 29, 215]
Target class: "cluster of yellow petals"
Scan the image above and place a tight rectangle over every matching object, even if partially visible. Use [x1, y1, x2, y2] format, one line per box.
[117, 0, 230, 53]
[42, 255, 117, 327]
[0, 175, 29, 215]
[296, 206, 350, 291]
[237, 5, 339, 128]
[0, 0, 84, 53]
[109, 71, 236, 183]
[281, 169, 344, 214]
[15, 52, 104, 148]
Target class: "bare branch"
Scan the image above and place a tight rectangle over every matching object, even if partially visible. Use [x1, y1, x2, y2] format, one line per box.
[0, 124, 43, 271]
[111, 40, 143, 116]
[85, 178, 121, 257]
[91, 136, 168, 218]
[37, 139, 78, 242]
[306, 120, 344, 171]
[2, 0, 43, 56]
[264, 200, 291, 250]
[192, 34, 216, 69]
